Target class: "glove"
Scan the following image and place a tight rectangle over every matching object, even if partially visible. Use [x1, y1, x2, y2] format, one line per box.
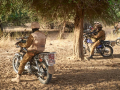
[15, 41, 20, 45]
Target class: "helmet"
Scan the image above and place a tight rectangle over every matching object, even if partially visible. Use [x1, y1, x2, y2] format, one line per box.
[97, 24, 102, 28]
[31, 22, 40, 29]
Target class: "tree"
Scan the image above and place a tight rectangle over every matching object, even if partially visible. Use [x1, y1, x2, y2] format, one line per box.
[21, 0, 120, 60]
[3, 0, 120, 60]
[59, 21, 66, 39]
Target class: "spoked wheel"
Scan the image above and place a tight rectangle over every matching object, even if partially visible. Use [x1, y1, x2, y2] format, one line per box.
[83, 47, 86, 54]
[116, 39, 120, 46]
[37, 62, 52, 84]
[12, 55, 22, 73]
[101, 45, 113, 57]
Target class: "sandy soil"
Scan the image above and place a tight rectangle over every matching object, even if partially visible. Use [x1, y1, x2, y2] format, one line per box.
[1, 28, 120, 90]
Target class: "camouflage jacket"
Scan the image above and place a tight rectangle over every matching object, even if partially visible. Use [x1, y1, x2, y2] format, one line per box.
[19, 31, 46, 52]
[92, 30, 105, 41]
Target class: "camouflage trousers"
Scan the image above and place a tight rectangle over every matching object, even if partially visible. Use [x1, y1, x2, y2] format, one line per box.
[18, 51, 39, 75]
[90, 40, 100, 56]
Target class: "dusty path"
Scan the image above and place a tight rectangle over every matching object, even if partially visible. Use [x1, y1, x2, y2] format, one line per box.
[0, 36, 120, 90]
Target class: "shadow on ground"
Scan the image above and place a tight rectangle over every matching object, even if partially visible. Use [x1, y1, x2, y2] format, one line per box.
[51, 66, 120, 86]
[88, 54, 120, 60]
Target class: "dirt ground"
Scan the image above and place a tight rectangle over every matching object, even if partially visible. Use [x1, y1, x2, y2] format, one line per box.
[1, 27, 120, 90]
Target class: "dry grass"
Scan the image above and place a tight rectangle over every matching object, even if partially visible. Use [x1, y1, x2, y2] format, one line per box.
[103, 25, 120, 41]
[0, 25, 120, 50]
[106, 32, 120, 41]
[0, 33, 15, 49]
[0, 32, 118, 49]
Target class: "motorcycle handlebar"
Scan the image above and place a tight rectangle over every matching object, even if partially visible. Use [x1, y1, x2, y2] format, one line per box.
[16, 36, 28, 41]
[15, 35, 28, 50]
[84, 30, 97, 37]
[83, 32, 92, 37]
[15, 36, 28, 46]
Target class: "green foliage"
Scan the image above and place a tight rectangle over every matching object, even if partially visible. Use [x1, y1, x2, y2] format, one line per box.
[21, 0, 120, 25]
[0, 0, 39, 26]
[0, 0, 120, 26]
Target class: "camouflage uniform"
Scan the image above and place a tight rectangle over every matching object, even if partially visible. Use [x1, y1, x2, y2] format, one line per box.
[18, 31, 46, 75]
[90, 26, 105, 56]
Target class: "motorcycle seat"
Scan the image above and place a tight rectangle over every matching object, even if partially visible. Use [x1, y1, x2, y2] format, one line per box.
[100, 40, 110, 45]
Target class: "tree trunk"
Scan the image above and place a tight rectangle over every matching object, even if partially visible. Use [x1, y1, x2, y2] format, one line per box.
[0, 21, 3, 37]
[73, 9, 84, 60]
[59, 21, 66, 39]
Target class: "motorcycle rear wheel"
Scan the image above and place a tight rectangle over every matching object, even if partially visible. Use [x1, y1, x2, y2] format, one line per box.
[101, 45, 113, 57]
[12, 55, 22, 73]
[36, 62, 52, 84]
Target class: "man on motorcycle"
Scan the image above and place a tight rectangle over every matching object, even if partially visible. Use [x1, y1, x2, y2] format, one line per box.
[87, 24, 105, 60]
[11, 22, 46, 82]
[115, 21, 120, 33]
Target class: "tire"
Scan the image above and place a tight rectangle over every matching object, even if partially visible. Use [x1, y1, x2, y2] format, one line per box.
[116, 39, 120, 46]
[101, 45, 113, 57]
[12, 55, 22, 73]
[36, 62, 52, 84]
[83, 47, 86, 54]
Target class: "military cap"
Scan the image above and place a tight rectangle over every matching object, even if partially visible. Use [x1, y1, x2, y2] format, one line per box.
[31, 22, 40, 29]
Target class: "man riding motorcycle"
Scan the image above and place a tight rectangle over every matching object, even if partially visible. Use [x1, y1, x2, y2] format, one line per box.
[115, 21, 120, 33]
[11, 22, 47, 82]
[87, 24, 105, 60]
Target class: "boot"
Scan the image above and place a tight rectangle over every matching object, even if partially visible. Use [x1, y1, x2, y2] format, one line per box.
[86, 55, 93, 61]
[11, 74, 20, 83]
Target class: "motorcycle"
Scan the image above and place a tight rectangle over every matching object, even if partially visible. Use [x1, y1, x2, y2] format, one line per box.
[113, 26, 120, 34]
[116, 37, 120, 46]
[12, 37, 55, 84]
[83, 32, 113, 57]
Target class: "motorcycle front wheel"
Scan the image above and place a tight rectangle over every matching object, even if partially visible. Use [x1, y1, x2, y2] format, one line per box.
[36, 62, 52, 84]
[83, 47, 86, 54]
[101, 45, 113, 57]
[12, 55, 22, 73]
[116, 38, 120, 46]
